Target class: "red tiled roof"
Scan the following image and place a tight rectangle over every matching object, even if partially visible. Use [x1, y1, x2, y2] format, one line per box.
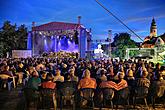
[32, 22, 80, 31]
[160, 33, 165, 42]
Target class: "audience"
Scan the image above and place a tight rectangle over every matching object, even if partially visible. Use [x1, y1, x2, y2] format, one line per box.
[0, 57, 165, 108]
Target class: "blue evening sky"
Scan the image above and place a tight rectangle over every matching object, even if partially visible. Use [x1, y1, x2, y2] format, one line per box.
[0, 0, 165, 42]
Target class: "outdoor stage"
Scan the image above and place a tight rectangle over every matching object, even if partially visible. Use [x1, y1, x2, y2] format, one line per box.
[27, 17, 92, 58]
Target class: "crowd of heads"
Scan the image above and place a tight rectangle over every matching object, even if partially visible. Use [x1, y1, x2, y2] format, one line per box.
[0, 57, 165, 90]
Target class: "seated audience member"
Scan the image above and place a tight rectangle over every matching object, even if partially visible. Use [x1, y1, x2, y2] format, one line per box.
[26, 70, 41, 90]
[135, 63, 146, 78]
[131, 63, 136, 76]
[150, 71, 165, 99]
[147, 62, 154, 80]
[61, 63, 68, 76]
[69, 69, 78, 82]
[53, 69, 64, 82]
[126, 64, 132, 76]
[0, 65, 16, 88]
[0, 65, 13, 77]
[154, 63, 161, 79]
[99, 69, 107, 82]
[78, 69, 97, 89]
[96, 65, 106, 78]
[97, 69, 107, 85]
[135, 70, 150, 88]
[100, 72, 128, 91]
[126, 70, 135, 87]
[16, 63, 24, 84]
[114, 66, 124, 80]
[115, 72, 128, 91]
[60, 73, 77, 89]
[153, 70, 165, 84]
[26, 66, 35, 77]
[100, 76, 117, 89]
[40, 71, 47, 82]
[36, 62, 45, 72]
[107, 65, 114, 77]
[41, 73, 56, 89]
[160, 66, 165, 79]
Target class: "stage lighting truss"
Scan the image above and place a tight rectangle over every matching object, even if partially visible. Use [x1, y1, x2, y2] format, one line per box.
[36, 30, 77, 40]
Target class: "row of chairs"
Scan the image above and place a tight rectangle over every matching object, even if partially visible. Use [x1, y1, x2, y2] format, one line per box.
[23, 85, 165, 110]
[24, 81, 165, 109]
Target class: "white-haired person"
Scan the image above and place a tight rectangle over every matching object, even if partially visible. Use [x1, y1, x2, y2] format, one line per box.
[78, 69, 97, 89]
[77, 69, 97, 107]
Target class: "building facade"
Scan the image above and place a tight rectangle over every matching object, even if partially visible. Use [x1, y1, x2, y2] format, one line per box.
[141, 18, 164, 48]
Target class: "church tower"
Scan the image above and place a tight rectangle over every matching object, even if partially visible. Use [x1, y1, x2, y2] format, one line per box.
[150, 18, 157, 37]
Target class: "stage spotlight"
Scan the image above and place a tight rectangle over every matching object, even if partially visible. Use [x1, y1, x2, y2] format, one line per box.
[39, 31, 42, 35]
[70, 36, 74, 43]
[70, 37, 73, 40]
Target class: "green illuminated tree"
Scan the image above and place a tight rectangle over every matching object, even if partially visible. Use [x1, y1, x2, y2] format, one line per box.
[112, 32, 138, 59]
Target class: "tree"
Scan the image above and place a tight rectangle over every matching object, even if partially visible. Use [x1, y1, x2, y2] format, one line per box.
[112, 33, 138, 59]
[0, 21, 28, 57]
[16, 24, 28, 49]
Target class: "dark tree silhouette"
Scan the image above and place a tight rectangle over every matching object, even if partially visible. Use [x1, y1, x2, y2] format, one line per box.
[0, 21, 28, 57]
